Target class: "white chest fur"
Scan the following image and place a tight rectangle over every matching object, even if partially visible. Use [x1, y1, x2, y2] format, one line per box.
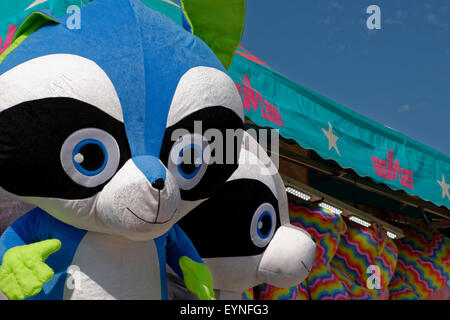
[63, 232, 162, 300]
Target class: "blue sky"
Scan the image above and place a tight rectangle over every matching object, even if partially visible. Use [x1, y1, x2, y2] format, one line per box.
[239, 0, 450, 156]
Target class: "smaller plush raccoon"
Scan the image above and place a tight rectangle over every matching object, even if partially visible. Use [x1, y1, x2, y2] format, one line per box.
[175, 131, 316, 299]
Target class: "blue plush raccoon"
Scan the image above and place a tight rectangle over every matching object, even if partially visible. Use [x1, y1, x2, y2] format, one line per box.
[0, 0, 245, 300]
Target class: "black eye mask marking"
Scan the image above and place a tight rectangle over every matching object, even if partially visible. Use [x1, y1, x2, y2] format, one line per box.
[0, 97, 131, 199]
[160, 106, 244, 201]
[177, 179, 281, 258]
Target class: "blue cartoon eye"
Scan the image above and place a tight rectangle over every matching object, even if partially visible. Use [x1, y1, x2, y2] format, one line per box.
[250, 203, 277, 248]
[168, 134, 209, 191]
[60, 128, 120, 188]
[72, 139, 108, 176]
[257, 211, 273, 239]
[177, 144, 203, 179]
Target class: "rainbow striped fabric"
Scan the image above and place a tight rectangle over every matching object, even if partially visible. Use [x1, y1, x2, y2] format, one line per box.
[242, 199, 447, 301]
[242, 288, 254, 300]
[291, 199, 350, 300]
[289, 200, 347, 266]
[297, 282, 309, 300]
[375, 237, 398, 297]
[252, 283, 301, 300]
[249, 281, 310, 300]
[390, 224, 449, 299]
[256, 199, 349, 300]
[388, 277, 420, 300]
[307, 263, 349, 300]
[329, 263, 372, 300]
[330, 218, 398, 299]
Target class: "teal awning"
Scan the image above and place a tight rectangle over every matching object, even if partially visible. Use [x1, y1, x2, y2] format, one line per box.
[2, 0, 449, 210]
[0, 1, 87, 49]
[228, 47, 450, 210]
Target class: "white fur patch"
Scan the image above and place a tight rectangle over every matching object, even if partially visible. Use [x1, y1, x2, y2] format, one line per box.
[0, 54, 123, 122]
[203, 255, 263, 293]
[166, 66, 244, 127]
[228, 150, 278, 197]
[257, 225, 316, 288]
[63, 232, 162, 300]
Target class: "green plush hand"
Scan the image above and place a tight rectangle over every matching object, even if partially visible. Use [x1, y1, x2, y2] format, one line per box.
[179, 256, 215, 300]
[0, 239, 61, 300]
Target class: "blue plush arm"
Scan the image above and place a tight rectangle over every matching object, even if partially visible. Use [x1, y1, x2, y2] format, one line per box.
[165, 224, 215, 300]
[1, 208, 86, 300]
[0, 208, 65, 300]
[165, 223, 203, 279]
[0, 208, 42, 259]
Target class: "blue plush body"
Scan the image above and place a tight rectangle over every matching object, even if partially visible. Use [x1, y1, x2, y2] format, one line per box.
[0, 208, 200, 299]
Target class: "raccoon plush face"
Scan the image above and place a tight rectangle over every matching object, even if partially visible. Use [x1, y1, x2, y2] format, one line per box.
[178, 132, 316, 293]
[0, 0, 244, 241]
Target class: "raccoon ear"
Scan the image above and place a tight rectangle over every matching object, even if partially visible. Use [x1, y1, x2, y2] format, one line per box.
[181, 0, 245, 70]
[0, 11, 59, 64]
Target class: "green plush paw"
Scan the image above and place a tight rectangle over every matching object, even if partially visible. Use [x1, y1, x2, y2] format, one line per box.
[0, 239, 61, 300]
[179, 256, 215, 300]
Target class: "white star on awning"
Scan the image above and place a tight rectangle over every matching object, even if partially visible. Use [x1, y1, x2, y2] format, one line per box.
[162, 0, 180, 7]
[437, 174, 450, 200]
[322, 121, 340, 156]
[25, 0, 48, 11]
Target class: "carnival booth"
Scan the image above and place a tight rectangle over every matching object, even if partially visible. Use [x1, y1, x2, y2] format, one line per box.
[0, 0, 449, 300]
[227, 30, 450, 301]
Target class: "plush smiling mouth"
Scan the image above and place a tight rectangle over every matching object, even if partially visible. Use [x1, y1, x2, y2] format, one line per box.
[126, 207, 157, 224]
[301, 260, 311, 273]
[125, 191, 174, 225]
[126, 188, 159, 224]
[126, 207, 174, 225]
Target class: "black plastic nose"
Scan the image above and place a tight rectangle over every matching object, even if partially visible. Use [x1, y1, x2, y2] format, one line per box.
[151, 178, 165, 190]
